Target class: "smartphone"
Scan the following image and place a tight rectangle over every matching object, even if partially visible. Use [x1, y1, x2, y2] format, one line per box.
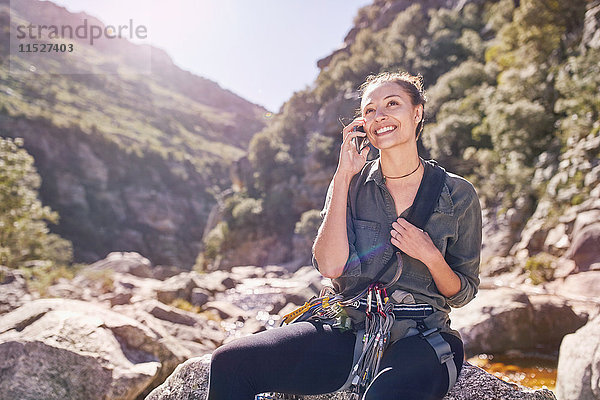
[352, 125, 370, 153]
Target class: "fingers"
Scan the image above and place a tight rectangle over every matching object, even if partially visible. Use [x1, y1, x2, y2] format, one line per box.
[390, 218, 426, 250]
[393, 218, 423, 232]
[342, 117, 366, 139]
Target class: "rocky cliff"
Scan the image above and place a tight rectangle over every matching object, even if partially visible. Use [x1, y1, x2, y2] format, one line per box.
[0, 0, 268, 267]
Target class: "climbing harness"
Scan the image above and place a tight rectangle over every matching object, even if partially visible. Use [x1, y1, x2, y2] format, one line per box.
[280, 160, 457, 397]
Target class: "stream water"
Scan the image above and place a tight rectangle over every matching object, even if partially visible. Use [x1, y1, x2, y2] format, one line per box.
[468, 353, 558, 390]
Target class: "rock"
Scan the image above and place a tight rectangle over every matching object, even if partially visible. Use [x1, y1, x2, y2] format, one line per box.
[481, 256, 515, 277]
[145, 355, 557, 400]
[451, 288, 586, 355]
[0, 266, 32, 315]
[566, 223, 600, 271]
[581, 0, 600, 50]
[98, 289, 133, 306]
[141, 300, 200, 326]
[112, 303, 224, 356]
[193, 271, 229, 294]
[203, 301, 249, 320]
[481, 206, 517, 261]
[156, 272, 199, 304]
[543, 223, 570, 255]
[190, 288, 210, 307]
[556, 316, 600, 400]
[0, 299, 187, 400]
[552, 271, 600, 301]
[230, 266, 265, 279]
[88, 252, 154, 278]
[152, 265, 183, 280]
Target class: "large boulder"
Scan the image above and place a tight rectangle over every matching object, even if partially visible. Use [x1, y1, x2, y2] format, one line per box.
[451, 288, 587, 355]
[0, 299, 188, 400]
[566, 223, 600, 272]
[112, 301, 225, 357]
[555, 316, 600, 400]
[145, 354, 557, 400]
[88, 252, 154, 278]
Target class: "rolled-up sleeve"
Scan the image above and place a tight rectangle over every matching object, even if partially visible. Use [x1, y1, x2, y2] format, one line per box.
[444, 182, 482, 308]
[311, 179, 361, 277]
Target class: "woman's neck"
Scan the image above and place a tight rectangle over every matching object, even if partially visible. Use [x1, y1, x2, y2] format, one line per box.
[380, 146, 421, 180]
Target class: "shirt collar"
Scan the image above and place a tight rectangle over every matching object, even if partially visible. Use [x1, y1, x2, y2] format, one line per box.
[364, 158, 384, 186]
[364, 157, 454, 215]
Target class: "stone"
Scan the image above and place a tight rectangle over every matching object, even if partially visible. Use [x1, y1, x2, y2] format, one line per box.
[566, 223, 600, 271]
[145, 355, 557, 400]
[0, 266, 32, 315]
[0, 299, 187, 399]
[556, 316, 600, 400]
[112, 303, 224, 356]
[481, 256, 515, 277]
[141, 300, 200, 326]
[99, 289, 133, 306]
[543, 223, 570, 255]
[156, 272, 199, 304]
[190, 288, 210, 307]
[451, 288, 586, 355]
[88, 251, 154, 278]
[553, 271, 600, 301]
[203, 301, 249, 320]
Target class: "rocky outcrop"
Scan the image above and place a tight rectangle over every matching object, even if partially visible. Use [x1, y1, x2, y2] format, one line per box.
[451, 288, 588, 356]
[145, 355, 557, 400]
[556, 316, 600, 400]
[511, 133, 600, 263]
[581, 0, 600, 51]
[0, 298, 188, 400]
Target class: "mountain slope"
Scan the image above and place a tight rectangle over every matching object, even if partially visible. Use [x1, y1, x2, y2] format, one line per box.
[0, 0, 268, 267]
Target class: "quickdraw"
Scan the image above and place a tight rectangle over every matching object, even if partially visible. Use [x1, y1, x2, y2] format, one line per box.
[348, 283, 395, 395]
[280, 258, 405, 396]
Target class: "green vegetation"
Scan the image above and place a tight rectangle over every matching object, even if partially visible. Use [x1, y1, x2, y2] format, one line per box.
[199, 0, 597, 265]
[0, 137, 73, 269]
[294, 210, 322, 242]
[170, 298, 201, 314]
[524, 252, 557, 285]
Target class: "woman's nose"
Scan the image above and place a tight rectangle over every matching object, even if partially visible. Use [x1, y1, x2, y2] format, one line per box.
[374, 107, 387, 120]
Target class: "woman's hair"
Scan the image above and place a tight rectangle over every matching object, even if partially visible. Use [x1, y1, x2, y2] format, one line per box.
[358, 71, 427, 139]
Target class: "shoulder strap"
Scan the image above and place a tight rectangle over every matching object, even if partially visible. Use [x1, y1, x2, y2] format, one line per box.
[406, 159, 447, 229]
[371, 159, 446, 284]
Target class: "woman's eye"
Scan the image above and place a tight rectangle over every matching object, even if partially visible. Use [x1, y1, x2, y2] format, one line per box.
[388, 100, 398, 106]
[364, 108, 374, 114]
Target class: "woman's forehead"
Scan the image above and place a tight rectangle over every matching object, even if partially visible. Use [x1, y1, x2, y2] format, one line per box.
[361, 81, 409, 107]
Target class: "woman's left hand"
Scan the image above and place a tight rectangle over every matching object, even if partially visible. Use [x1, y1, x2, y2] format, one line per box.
[390, 218, 440, 266]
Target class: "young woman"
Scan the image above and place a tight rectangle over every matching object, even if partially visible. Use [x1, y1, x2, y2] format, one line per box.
[207, 71, 482, 400]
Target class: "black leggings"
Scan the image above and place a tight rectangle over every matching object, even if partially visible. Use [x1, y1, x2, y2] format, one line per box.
[207, 321, 464, 400]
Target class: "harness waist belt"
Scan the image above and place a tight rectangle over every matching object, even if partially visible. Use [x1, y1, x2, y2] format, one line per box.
[352, 301, 434, 319]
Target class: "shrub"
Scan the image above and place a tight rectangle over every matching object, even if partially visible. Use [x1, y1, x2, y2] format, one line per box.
[524, 252, 556, 285]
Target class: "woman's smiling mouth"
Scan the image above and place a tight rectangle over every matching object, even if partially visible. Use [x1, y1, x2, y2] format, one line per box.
[375, 125, 397, 135]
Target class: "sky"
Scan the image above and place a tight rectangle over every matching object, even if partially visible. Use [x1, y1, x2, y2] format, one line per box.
[47, 0, 373, 112]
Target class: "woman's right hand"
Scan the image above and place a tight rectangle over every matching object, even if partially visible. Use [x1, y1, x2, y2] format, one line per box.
[337, 117, 369, 178]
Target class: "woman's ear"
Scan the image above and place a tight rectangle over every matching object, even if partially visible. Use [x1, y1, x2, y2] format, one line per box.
[414, 104, 424, 123]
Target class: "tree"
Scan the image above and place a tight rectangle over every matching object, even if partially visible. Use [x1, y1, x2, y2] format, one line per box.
[0, 137, 72, 269]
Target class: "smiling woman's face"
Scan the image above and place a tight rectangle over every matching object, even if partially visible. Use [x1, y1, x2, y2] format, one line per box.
[360, 81, 423, 151]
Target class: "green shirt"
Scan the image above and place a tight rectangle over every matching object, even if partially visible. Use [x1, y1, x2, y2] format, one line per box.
[313, 158, 482, 341]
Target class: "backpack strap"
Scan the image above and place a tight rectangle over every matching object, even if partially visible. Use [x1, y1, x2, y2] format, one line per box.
[406, 159, 447, 230]
[371, 159, 446, 285]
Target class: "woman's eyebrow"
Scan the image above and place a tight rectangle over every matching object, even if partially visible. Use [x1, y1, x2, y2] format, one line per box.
[363, 94, 402, 107]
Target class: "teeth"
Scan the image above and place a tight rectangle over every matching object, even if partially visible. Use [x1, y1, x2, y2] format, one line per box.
[376, 126, 395, 134]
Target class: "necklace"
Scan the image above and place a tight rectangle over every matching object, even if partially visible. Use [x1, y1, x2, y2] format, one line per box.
[383, 160, 422, 180]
